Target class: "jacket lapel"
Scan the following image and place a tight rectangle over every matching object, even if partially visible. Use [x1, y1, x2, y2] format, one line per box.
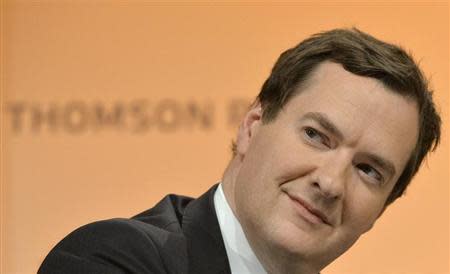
[182, 185, 232, 274]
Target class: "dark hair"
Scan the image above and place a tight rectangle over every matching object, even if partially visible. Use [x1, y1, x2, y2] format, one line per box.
[242, 28, 441, 205]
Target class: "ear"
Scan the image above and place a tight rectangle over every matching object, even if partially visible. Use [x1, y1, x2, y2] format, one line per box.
[235, 103, 263, 157]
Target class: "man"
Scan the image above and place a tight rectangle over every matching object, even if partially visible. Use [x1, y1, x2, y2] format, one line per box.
[39, 28, 441, 274]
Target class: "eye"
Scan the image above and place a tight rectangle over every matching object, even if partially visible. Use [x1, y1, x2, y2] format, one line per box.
[303, 127, 330, 148]
[356, 163, 384, 184]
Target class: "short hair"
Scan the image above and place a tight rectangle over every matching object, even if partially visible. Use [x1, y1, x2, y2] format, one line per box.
[239, 28, 441, 205]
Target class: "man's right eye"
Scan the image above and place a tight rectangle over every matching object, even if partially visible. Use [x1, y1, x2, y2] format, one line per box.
[303, 127, 330, 148]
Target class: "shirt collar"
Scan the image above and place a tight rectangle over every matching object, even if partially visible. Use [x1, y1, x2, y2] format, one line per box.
[214, 183, 268, 274]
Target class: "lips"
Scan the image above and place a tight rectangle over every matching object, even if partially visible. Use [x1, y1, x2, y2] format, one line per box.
[286, 193, 331, 226]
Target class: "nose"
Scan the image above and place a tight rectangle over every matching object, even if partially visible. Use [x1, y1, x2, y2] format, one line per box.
[310, 152, 350, 202]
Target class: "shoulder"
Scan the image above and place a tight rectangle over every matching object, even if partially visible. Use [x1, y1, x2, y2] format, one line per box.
[38, 218, 174, 274]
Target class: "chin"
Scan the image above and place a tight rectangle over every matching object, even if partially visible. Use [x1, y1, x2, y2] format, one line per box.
[269, 221, 355, 267]
[266, 220, 319, 257]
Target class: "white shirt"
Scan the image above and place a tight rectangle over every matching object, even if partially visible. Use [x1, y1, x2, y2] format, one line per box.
[214, 183, 268, 274]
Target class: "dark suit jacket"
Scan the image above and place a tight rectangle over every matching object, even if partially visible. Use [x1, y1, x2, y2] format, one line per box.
[38, 185, 232, 274]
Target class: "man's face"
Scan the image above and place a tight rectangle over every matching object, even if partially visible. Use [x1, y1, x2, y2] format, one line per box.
[233, 62, 419, 270]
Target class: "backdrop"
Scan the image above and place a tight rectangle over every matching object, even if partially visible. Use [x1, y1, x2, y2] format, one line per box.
[1, 1, 449, 274]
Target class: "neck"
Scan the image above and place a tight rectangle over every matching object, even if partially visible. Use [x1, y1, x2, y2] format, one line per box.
[221, 157, 240, 215]
[221, 157, 321, 274]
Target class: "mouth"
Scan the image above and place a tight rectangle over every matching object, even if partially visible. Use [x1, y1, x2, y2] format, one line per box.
[285, 192, 331, 226]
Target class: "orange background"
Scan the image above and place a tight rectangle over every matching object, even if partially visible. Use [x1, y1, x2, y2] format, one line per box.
[1, 1, 449, 274]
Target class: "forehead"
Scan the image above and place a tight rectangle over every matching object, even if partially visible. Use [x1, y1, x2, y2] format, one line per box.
[281, 62, 419, 176]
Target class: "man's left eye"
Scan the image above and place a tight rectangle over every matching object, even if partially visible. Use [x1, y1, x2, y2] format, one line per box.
[356, 163, 384, 184]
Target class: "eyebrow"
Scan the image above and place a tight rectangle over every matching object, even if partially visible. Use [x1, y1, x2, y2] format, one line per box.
[301, 111, 397, 178]
[301, 112, 344, 141]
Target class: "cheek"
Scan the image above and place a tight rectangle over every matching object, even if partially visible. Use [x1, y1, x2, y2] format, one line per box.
[234, 155, 287, 229]
[342, 188, 386, 233]
[237, 131, 287, 186]
[234, 125, 313, 223]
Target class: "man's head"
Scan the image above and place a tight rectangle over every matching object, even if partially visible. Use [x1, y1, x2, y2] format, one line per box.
[223, 28, 441, 273]
[232, 28, 440, 206]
